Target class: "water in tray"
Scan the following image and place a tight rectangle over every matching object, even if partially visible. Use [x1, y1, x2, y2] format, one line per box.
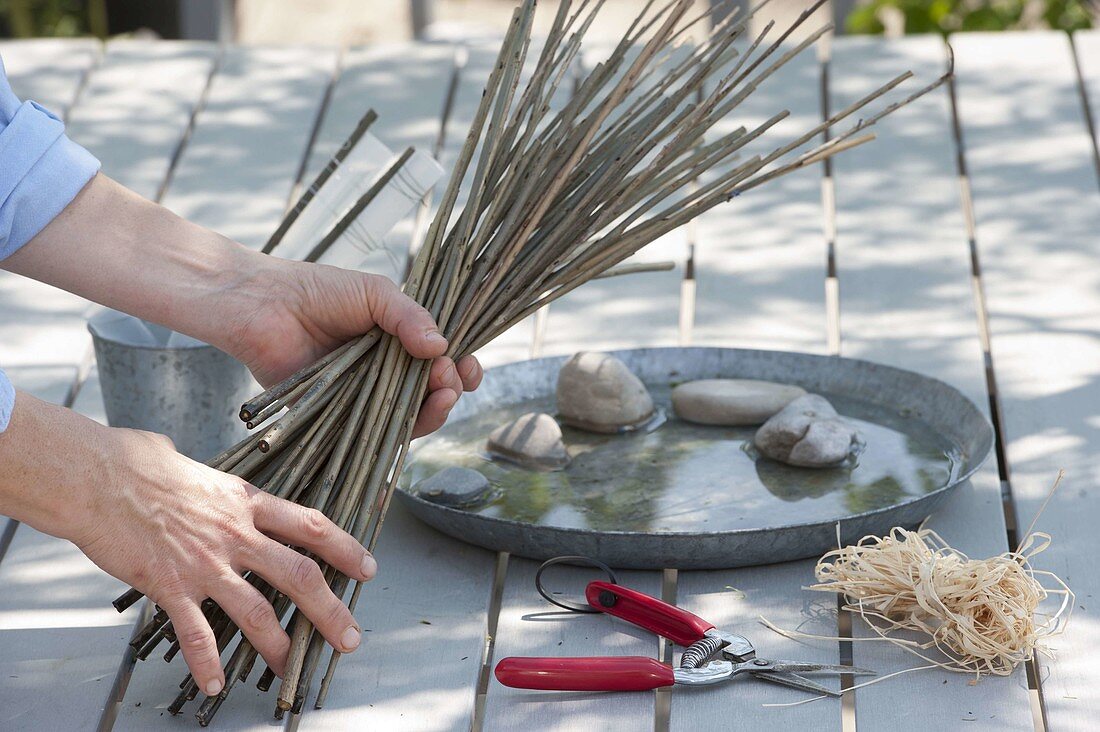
[399, 385, 963, 534]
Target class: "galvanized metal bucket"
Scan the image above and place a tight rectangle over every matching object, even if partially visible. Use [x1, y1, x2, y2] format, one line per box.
[88, 309, 256, 462]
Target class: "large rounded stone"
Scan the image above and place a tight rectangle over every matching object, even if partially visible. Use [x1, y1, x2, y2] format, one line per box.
[487, 412, 571, 470]
[414, 467, 492, 507]
[556, 352, 655, 433]
[671, 379, 806, 426]
[753, 394, 857, 468]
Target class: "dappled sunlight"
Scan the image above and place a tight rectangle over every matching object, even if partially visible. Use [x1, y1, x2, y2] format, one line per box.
[0, 38, 99, 114]
[693, 46, 829, 356]
[163, 47, 338, 249]
[68, 41, 216, 200]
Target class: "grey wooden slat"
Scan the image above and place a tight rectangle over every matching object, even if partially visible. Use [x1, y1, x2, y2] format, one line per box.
[306, 43, 455, 178]
[670, 42, 841, 731]
[830, 34, 1031, 729]
[692, 49, 829, 354]
[482, 561, 661, 730]
[0, 41, 219, 731]
[952, 31, 1100, 730]
[301, 501, 496, 730]
[159, 45, 339, 250]
[68, 39, 217, 201]
[670, 566, 843, 727]
[0, 274, 90, 372]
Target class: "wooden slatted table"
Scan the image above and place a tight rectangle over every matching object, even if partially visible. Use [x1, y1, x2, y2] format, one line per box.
[1, 30, 1097, 731]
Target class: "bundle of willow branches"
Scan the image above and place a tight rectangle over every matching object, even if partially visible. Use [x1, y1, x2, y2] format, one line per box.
[114, 0, 949, 724]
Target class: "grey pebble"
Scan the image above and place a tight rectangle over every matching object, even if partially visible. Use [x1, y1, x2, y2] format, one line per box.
[754, 394, 858, 468]
[414, 466, 493, 507]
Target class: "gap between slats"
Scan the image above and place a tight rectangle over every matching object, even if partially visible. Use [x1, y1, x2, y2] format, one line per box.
[1068, 33, 1100, 190]
[817, 42, 857, 732]
[942, 36, 1053, 732]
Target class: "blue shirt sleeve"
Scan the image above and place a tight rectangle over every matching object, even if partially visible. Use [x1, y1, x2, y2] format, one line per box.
[0, 54, 102, 433]
[0, 368, 12, 432]
[0, 53, 101, 260]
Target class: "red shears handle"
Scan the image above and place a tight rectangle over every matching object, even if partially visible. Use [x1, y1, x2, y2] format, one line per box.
[585, 581, 714, 647]
[495, 656, 675, 691]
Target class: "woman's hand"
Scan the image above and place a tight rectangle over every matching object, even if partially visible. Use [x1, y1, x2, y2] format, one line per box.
[82, 428, 373, 696]
[0, 394, 376, 697]
[227, 259, 482, 438]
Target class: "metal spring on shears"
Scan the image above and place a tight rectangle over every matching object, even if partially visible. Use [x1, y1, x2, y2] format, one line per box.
[679, 634, 724, 669]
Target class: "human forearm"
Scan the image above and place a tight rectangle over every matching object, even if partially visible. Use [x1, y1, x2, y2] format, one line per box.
[0, 390, 111, 542]
[1, 170, 482, 423]
[2, 173, 272, 354]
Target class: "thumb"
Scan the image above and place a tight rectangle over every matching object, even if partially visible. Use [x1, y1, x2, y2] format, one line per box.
[362, 274, 448, 359]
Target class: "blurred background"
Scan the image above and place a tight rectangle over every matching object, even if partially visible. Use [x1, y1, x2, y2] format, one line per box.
[0, 0, 1094, 44]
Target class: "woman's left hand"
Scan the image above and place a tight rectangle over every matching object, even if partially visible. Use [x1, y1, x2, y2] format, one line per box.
[227, 259, 482, 438]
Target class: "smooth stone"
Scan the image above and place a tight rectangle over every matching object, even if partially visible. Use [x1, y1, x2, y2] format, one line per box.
[487, 412, 571, 470]
[414, 467, 492, 507]
[556, 352, 655, 433]
[753, 394, 858, 468]
[671, 379, 806, 426]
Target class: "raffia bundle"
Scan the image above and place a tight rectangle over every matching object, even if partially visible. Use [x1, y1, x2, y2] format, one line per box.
[113, 0, 952, 724]
[810, 527, 1072, 676]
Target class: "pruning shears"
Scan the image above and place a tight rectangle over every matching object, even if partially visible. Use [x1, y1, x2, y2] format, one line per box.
[495, 580, 872, 695]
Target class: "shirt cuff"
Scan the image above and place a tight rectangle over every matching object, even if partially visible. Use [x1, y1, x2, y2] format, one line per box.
[0, 368, 14, 434]
[0, 99, 100, 261]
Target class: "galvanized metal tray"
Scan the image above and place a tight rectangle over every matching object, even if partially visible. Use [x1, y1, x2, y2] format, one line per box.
[395, 347, 993, 569]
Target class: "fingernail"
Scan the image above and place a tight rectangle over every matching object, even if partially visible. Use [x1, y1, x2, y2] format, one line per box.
[341, 625, 361, 652]
[360, 552, 377, 579]
[206, 678, 223, 697]
[425, 329, 447, 344]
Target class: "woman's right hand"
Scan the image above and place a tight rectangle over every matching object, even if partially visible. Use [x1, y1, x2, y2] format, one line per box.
[74, 427, 374, 697]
